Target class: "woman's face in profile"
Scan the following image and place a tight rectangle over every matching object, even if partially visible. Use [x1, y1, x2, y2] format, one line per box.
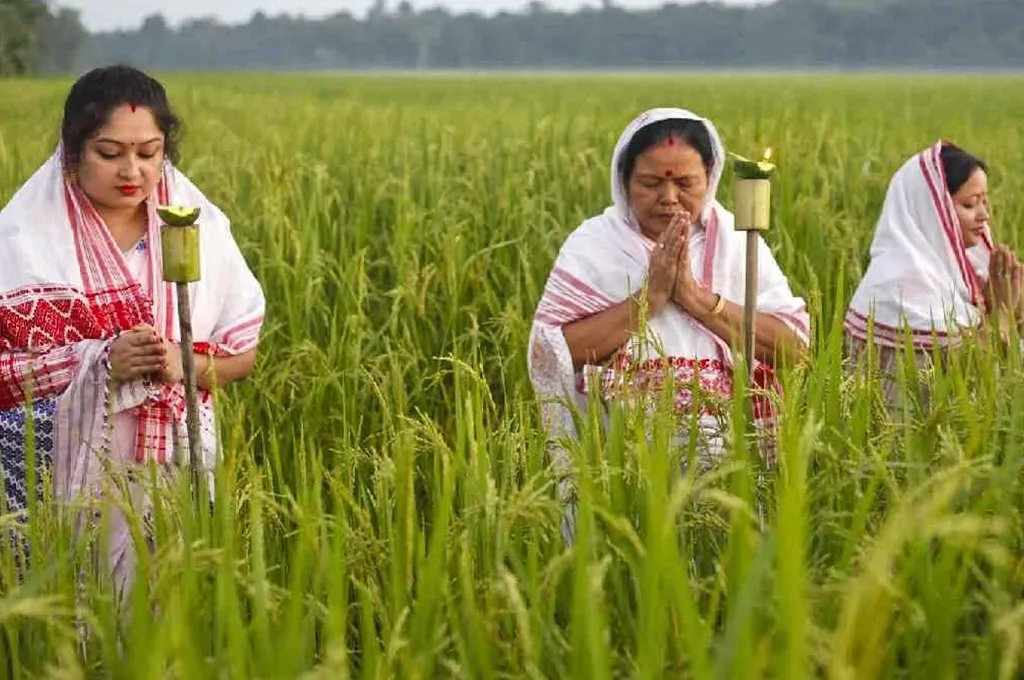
[626, 136, 709, 241]
[952, 167, 990, 249]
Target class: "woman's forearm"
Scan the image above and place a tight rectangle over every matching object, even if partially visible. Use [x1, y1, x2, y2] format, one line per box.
[196, 349, 257, 390]
[563, 287, 807, 372]
[683, 287, 808, 367]
[562, 297, 648, 370]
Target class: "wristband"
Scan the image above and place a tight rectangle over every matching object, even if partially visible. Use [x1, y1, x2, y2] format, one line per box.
[709, 294, 726, 316]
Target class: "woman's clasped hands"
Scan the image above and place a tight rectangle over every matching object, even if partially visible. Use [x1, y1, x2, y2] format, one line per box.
[643, 209, 704, 316]
[987, 245, 1024, 321]
[108, 324, 184, 385]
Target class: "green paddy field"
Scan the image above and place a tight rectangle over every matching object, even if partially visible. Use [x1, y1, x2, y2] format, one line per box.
[2, 72, 1024, 679]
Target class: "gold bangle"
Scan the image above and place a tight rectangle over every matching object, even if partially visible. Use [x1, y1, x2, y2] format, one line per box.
[709, 293, 726, 317]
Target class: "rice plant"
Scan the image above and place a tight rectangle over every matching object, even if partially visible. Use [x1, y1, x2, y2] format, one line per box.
[1, 71, 1023, 679]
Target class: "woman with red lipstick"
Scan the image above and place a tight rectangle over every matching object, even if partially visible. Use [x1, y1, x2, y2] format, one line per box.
[844, 142, 1021, 414]
[0, 65, 265, 593]
[527, 108, 809, 543]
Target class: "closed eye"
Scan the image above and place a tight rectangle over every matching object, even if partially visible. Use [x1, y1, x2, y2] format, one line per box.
[97, 151, 158, 161]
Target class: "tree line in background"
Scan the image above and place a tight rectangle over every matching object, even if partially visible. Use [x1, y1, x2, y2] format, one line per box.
[2, 0, 1022, 76]
[0, 0, 84, 75]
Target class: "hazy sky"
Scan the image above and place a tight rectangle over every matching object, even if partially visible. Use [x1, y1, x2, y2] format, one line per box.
[62, 0, 767, 31]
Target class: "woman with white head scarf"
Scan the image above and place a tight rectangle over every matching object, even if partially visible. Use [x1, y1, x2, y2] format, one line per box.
[844, 141, 1021, 413]
[0, 65, 265, 594]
[527, 108, 810, 541]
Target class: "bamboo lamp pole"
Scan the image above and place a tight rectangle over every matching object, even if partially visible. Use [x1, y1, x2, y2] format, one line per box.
[157, 206, 203, 484]
[730, 148, 775, 384]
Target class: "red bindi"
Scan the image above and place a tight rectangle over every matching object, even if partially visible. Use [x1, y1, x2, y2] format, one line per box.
[129, 102, 137, 112]
[664, 169, 674, 177]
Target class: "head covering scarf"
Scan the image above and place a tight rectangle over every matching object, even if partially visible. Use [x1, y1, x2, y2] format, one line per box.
[0, 147, 265, 504]
[845, 141, 993, 348]
[526, 108, 809, 490]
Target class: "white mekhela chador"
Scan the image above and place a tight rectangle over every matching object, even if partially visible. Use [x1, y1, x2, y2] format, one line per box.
[846, 141, 993, 348]
[526, 108, 809, 543]
[0, 148, 265, 592]
[844, 141, 994, 411]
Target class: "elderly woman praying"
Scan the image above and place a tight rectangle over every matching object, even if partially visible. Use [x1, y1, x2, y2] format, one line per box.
[527, 107, 809, 540]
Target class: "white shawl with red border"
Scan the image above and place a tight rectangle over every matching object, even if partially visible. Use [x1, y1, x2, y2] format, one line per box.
[845, 141, 994, 349]
[527, 108, 809, 467]
[0, 149, 265, 501]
